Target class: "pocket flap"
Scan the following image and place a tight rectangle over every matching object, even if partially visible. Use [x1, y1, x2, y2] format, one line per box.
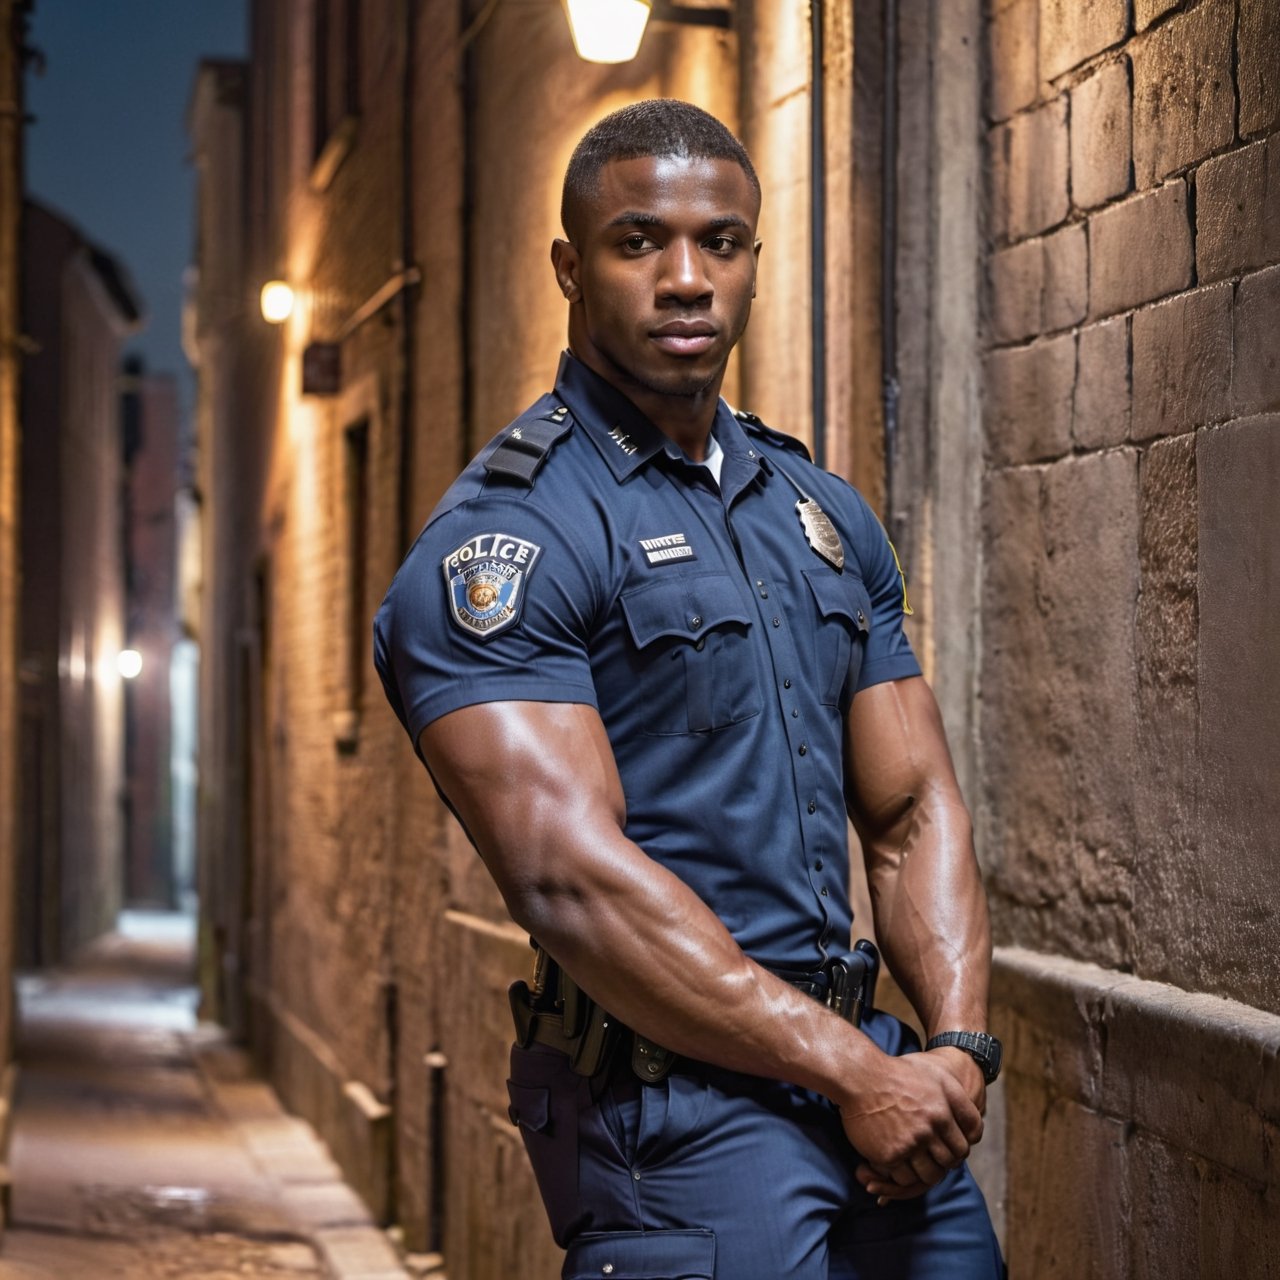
[620, 574, 752, 649]
[563, 1228, 716, 1279]
[804, 569, 871, 633]
[505, 1079, 550, 1133]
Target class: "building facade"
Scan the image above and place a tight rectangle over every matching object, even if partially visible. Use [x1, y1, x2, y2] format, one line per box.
[18, 200, 142, 967]
[189, 1, 1280, 1275]
[0, 0, 32, 1230]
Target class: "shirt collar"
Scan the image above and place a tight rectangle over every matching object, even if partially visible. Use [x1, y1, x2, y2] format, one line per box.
[554, 351, 769, 492]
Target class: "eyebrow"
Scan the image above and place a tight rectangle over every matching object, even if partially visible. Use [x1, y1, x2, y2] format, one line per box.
[605, 212, 752, 232]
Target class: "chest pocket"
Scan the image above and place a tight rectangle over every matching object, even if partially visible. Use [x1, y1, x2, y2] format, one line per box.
[803, 569, 872, 706]
[620, 572, 763, 735]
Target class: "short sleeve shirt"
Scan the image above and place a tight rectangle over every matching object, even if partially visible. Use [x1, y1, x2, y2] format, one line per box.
[374, 353, 920, 974]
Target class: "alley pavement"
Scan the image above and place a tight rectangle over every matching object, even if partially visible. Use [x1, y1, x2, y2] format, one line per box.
[0, 913, 415, 1280]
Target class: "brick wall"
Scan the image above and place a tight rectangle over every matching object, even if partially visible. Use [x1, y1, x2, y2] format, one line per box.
[980, 0, 1280, 1270]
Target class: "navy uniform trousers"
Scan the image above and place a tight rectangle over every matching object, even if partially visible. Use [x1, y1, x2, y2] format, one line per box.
[507, 1010, 1004, 1280]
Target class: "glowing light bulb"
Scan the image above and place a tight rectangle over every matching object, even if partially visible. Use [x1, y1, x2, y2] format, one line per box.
[563, 0, 652, 63]
[260, 280, 295, 324]
[117, 649, 143, 680]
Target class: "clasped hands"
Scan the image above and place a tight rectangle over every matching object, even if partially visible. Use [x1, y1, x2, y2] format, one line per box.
[841, 1047, 987, 1206]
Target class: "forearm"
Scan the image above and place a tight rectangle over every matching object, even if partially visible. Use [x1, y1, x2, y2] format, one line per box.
[420, 701, 883, 1108]
[865, 785, 991, 1039]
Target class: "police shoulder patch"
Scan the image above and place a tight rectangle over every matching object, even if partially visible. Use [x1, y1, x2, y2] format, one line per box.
[441, 532, 543, 640]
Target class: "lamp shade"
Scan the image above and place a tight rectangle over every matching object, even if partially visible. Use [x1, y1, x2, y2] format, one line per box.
[563, 0, 652, 63]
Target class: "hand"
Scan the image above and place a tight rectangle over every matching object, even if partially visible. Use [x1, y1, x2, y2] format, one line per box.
[928, 1045, 986, 1114]
[839, 1050, 983, 1205]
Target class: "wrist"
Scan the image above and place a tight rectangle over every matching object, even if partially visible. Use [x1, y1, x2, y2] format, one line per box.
[925, 1029, 1002, 1085]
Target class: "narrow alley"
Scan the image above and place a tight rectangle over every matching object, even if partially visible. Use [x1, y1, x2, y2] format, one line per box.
[0, 914, 419, 1280]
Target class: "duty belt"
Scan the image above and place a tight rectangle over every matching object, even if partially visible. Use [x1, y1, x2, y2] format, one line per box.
[509, 941, 880, 1086]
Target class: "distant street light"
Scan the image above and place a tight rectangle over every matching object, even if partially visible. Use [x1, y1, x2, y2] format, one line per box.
[118, 649, 143, 680]
[260, 280, 295, 324]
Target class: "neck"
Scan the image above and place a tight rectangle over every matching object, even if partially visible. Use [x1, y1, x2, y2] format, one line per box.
[568, 345, 723, 463]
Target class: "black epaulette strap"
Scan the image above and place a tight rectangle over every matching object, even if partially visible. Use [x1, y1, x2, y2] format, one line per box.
[733, 408, 813, 462]
[484, 412, 574, 486]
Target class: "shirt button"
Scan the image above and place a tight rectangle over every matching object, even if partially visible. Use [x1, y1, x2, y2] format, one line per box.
[808, 800, 817, 814]
[791, 709, 799, 718]
[798, 744, 808, 756]
[783, 679, 792, 689]
[772, 617, 781, 627]
[820, 886, 829, 897]
[690, 615, 702, 630]
[815, 858, 823, 870]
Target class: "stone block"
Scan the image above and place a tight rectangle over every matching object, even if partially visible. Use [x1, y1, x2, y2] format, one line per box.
[1074, 315, 1130, 449]
[1134, 436, 1198, 933]
[984, 333, 1076, 464]
[1131, 284, 1233, 440]
[1042, 221, 1088, 330]
[988, 0, 1039, 121]
[1039, 0, 1128, 82]
[1125, 1130, 1201, 1279]
[980, 470, 1074, 913]
[1233, 264, 1280, 415]
[989, 238, 1044, 343]
[1089, 181, 1191, 318]
[1134, 0, 1182, 30]
[1196, 134, 1280, 284]
[1070, 58, 1131, 210]
[1007, 1096, 1130, 1279]
[1239, 0, 1280, 137]
[1102, 981, 1280, 1183]
[1038, 450, 1139, 944]
[1197, 416, 1280, 1017]
[990, 96, 1070, 241]
[989, 224, 1087, 341]
[1131, 0, 1235, 188]
[1199, 1164, 1280, 1277]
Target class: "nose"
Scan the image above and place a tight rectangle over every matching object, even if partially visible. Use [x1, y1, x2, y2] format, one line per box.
[658, 238, 712, 305]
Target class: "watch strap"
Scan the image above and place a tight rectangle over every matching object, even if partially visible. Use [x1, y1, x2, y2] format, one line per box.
[925, 1030, 1002, 1084]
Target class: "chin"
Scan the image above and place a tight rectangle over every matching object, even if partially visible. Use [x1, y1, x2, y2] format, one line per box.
[634, 361, 721, 399]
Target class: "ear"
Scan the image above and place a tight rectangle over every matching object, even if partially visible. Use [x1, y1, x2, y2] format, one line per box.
[551, 238, 582, 303]
[751, 238, 762, 300]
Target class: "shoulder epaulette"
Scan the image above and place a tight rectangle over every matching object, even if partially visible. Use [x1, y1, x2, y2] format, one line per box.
[733, 408, 813, 462]
[484, 404, 574, 486]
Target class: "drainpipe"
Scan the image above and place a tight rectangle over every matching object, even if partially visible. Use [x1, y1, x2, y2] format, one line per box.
[810, 0, 827, 470]
[881, 0, 899, 530]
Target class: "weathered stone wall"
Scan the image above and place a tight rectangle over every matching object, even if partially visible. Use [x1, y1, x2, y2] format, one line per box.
[0, 0, 27, 1223]
[979, 0, 1280, 1270]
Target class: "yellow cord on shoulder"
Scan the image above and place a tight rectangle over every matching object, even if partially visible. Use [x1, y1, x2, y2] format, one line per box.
[887, 539, 914, 616]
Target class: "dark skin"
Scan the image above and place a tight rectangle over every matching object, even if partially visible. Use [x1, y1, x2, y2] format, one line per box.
[422, 155, 992, 1202]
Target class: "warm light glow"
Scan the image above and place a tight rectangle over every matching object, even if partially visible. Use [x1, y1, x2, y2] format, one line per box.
[563, 0, 652, 63]
[260, 280, 295, 324]
[117, 649, 143, 680]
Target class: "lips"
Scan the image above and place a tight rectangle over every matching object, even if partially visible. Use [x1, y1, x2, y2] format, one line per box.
[650, 319, 717, 356]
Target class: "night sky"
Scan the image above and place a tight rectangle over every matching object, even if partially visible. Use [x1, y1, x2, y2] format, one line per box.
[24, 1, 248, 409]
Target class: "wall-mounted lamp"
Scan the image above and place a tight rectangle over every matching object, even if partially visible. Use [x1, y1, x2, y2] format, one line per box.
[260, 280, 296, 324]
[563, 0, 731, 65]
[117, 649, 143, 680]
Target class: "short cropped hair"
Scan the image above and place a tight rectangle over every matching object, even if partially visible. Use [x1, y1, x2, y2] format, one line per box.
[561, 99, 760, 240]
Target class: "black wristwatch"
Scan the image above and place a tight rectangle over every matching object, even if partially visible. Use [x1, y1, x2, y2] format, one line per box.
[925, 1030, 1003, 1085]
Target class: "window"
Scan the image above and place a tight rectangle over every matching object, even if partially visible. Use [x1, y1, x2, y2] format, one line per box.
[311, 0, 360, 188]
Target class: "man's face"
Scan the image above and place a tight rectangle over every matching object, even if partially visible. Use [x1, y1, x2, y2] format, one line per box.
[553, 154, 761, 402]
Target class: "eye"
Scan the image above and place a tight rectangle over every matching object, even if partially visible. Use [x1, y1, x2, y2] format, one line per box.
[621, 234, 654, 253]
[705, 234, 738, 254]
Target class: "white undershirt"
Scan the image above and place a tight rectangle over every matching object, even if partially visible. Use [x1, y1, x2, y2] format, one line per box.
[697, 433, 725, 485]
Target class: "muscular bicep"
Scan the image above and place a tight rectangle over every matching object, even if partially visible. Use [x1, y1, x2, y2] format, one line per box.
[417, 700, 628, 911]
[843, 676, 964, 854]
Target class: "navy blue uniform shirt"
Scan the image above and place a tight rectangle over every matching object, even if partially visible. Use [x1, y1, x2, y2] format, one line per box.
[374, 353, 920, 975]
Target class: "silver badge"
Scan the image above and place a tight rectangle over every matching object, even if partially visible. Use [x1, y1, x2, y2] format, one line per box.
[796, 499, 844, 572]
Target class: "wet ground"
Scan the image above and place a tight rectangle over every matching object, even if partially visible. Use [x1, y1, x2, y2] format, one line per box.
[0, 913, 412, 1280]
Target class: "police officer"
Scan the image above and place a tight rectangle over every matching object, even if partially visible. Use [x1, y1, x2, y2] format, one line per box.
[375, 100, 1003, 1279]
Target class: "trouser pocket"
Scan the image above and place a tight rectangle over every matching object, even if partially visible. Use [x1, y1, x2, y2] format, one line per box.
[562, 1228, 716, 1279]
